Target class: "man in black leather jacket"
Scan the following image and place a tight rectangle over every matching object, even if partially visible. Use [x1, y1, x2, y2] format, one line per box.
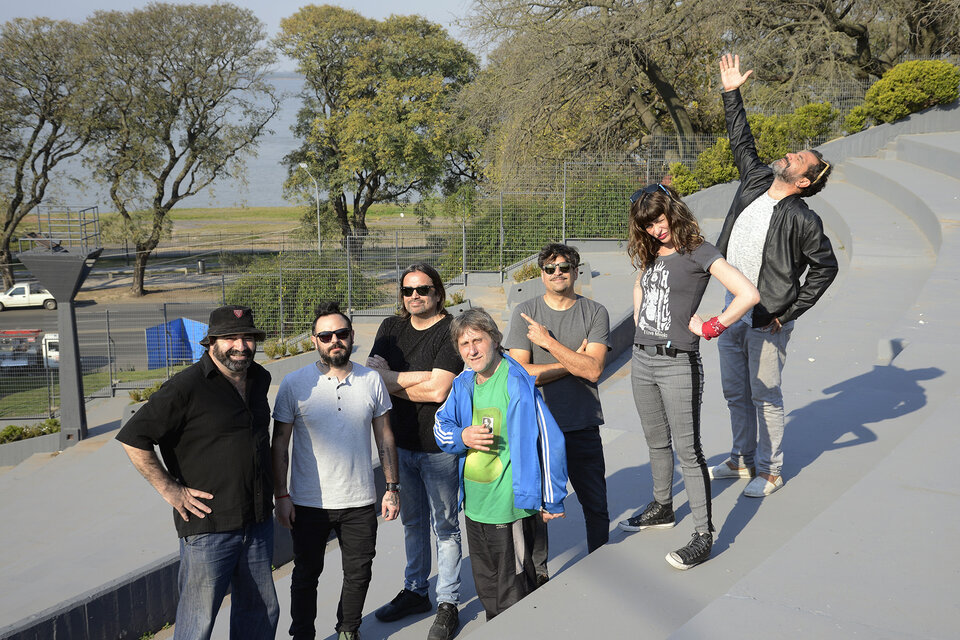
[708, 54, 839, 498]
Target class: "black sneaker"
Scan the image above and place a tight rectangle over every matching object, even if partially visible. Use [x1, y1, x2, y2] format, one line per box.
[617, 501, 675, 532]
[374, 589, 432, 622]
[666, 532, 713, 570]
[427, 602, 459, 640]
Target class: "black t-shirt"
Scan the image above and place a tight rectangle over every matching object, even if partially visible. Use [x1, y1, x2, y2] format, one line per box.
[116, 353, 273, 537]
[369, 314, 463, 452]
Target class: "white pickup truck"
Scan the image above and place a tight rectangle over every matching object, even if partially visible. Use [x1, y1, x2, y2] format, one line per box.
[0, 282, 57, 311]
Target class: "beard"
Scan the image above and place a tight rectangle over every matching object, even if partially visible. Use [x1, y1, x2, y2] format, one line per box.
[319, 342, 351, 367]
[212, 342, 253, 372]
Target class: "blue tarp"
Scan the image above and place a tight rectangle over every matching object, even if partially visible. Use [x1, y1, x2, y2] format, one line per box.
[145, 318, 208, 369]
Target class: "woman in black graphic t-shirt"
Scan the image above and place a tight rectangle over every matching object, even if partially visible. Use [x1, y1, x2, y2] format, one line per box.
[618, 183, 759, 570]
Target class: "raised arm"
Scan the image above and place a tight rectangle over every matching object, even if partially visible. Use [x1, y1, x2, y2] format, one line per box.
[271, 420, 295, 528]
[121, 443, 213, 522]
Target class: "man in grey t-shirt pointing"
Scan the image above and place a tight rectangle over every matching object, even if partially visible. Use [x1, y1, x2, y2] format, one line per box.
[505, 243, 611, 583]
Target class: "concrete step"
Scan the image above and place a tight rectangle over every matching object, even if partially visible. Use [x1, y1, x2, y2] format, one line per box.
[896, 132, 960, 181]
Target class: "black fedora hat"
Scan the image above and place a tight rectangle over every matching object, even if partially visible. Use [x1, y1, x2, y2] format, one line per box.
[199, 305, 266, 346]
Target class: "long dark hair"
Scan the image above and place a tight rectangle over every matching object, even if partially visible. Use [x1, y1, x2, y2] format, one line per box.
[397, 263, 447, 319]
[627, 184, 704, 270]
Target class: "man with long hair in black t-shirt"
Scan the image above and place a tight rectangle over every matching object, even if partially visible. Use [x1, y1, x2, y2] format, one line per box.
[367, 263, 464, 640]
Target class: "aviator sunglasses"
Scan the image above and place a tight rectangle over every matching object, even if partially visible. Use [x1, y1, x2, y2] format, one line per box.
[400, 285, 435, 297]
[629, 183, 672, 205]
[542, 262, 575, 275]
[314, 328, 352, 343]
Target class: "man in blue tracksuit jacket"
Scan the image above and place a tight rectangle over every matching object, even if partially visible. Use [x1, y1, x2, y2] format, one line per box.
[434, 308, 567, 619]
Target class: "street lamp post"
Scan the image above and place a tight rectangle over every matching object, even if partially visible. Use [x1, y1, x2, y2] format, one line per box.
[298, 162, 321, 256]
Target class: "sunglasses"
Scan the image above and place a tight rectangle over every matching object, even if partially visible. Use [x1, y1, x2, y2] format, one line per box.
[400, 285, 435, 297]
[314, 328, 352, 343]
[810, 160, 831, 185]
[542, 262, 574, 275]
[630, 183, 671, 205]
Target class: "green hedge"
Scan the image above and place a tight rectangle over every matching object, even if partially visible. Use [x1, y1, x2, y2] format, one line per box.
[846, 60, 960, 133]
[0, 418, 60, 444]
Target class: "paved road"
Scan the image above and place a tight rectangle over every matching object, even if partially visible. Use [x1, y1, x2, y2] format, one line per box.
[0, 301, 217, 373]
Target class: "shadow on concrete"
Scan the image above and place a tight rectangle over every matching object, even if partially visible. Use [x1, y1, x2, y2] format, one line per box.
[784, 364, 942, 474]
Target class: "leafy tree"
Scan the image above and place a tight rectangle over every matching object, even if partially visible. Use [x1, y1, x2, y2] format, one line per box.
[277, 5, 478, 243]
[0, 18, 101, 289]
[84, 3, 279, 296]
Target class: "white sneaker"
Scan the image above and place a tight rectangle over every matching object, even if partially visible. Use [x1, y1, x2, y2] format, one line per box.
[743, 475, 783, 497]
[708, 458, 755, 480]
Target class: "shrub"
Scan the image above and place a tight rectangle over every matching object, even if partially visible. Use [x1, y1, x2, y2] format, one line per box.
[512, 262, 541, 283]
[668, 162, 700, 196]
[128, 381, 163, 403]
[300, 338, 313, 353]
[693, 137, 738, 190]
[844, 105, 870, 134]
[445, 290, 466, 306]
[275, 341, 288, 358]
[287, 340, 301, 356]
[263, 340, 278, 359]
[0, 418, 60, 444]
[859, 60, 960, 125]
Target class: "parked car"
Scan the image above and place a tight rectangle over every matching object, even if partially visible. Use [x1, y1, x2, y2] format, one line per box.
[0, 282, 57, 311]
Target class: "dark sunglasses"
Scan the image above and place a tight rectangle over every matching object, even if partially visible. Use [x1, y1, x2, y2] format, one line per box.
[629, 183, 671, 205]
[314, 328, 352, 343]
[400, 285, 435, 297]
[542, 262, 574, 275]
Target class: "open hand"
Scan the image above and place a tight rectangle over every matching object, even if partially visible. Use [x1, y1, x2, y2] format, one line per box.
[719, 53, 753, 92]
[162, 484, 213, 522]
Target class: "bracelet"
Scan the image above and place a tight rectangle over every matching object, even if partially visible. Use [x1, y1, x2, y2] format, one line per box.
[275, 493, 290, 500]
[702, 316, 728, 340]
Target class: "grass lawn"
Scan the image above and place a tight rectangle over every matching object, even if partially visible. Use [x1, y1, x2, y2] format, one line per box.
[0, 366, 187, 418]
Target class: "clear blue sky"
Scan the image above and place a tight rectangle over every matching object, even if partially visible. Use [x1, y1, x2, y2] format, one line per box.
[0, 0, 476, 71]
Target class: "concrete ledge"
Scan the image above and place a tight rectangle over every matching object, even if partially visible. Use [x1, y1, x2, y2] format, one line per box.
[0, 432, 60, 467]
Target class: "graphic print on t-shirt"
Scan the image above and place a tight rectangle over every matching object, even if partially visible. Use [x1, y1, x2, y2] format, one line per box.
[464, 407, 503, 483]
[639, 261, 671, 338]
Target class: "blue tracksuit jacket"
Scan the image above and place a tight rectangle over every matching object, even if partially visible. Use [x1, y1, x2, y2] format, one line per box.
[433, 353, 568, 514]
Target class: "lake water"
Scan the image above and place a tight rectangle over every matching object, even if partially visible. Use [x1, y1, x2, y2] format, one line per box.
[47, 75, 306, 211]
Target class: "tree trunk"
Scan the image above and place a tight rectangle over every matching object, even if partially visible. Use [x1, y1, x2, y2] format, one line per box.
[130, 243, 150, 296]
[0, 245, 15, 291]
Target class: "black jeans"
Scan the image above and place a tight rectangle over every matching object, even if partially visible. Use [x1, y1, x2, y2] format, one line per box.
[533, 426, 609, 576]
[465, 515, 537, 620]
[289, 504, 378, 638]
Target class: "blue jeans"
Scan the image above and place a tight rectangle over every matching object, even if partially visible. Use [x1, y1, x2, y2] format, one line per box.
[398, 448, 462, 605]
[718, 320, 794, 476]
[174, 518, 279, 640]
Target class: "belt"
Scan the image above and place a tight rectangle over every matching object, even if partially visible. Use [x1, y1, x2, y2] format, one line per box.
[636, 343, 691, 357]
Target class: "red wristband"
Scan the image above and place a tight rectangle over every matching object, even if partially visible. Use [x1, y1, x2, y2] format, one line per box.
[702, 316, 727, 340]
[275, 493, 290, 500]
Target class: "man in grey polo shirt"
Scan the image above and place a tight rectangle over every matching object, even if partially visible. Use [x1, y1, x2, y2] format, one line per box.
[505, 242, 610, 583]
[272, 301, 400, 640]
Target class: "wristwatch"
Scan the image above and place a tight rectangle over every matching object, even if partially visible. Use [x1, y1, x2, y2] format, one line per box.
[386, 482, 401, 492]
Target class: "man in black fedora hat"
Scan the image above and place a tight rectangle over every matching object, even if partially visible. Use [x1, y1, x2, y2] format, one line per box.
[117, 305, 279, 640]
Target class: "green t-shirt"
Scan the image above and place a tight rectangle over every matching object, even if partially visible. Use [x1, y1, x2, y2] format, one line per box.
[463, 358, 539, 524]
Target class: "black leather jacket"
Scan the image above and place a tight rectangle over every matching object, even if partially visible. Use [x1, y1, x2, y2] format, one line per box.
[716, 89, 839, 328]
